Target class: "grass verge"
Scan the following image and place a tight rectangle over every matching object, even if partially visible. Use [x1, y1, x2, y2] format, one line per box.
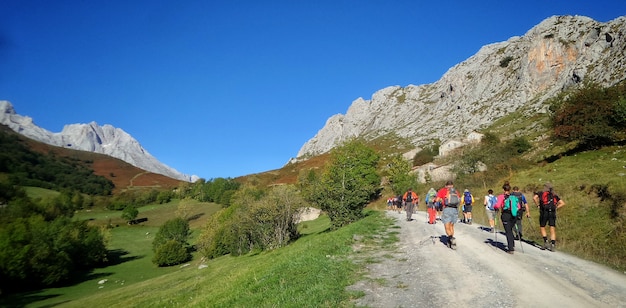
[6, 210, 396, 307]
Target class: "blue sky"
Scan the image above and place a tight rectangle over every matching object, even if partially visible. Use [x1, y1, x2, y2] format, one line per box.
[1, 1, 625, 180]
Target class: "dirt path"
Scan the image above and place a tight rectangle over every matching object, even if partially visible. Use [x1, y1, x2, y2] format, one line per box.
[349, 210, 626, 307]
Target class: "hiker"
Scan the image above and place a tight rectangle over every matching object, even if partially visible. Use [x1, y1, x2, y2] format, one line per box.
[425, 188, 438, 224]
[386, 197, 394, 211]
[403, 188, 419, 221]
[494, 183, 520, 254]
[533, 182, 565, 251]
[394, 194, 403, 213]
[461, 189, 474, 224]
[511, 186, 530, 239]
[483, 189, 497, 232]
[435, 181, 461, 249]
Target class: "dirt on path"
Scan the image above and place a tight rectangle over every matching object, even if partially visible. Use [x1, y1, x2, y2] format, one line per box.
[349, 210, 626, 307]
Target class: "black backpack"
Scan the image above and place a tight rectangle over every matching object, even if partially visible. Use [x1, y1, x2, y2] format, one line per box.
[405, 191, 413, 202]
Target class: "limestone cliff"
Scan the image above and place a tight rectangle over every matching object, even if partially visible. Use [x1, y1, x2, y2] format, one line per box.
[296, 15, 626, 159]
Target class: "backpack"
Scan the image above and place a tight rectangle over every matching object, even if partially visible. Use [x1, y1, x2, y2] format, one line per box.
[503, 194, 520, 217]
[405, 191, 413, 202]
[511, 192, 526, 218]
[487, 195, 497, 211]
[427, 191, 437, 203]
[395, 195, 403, 206]
[463, 191, 472, 205]
[540, 191, 557, 211]
[446, 188, 460, 207]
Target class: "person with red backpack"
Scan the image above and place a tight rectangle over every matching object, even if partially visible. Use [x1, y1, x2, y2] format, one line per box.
[533, 182, 566, 251]
[494, 182, 520, 254]
[435, 181, 461, 249]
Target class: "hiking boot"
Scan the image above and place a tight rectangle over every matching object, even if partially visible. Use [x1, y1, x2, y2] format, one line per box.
[507, 250, 514, 255]
[542, 241, 548, 250]
[548, 243, 555, 251]
[449, 237, 457, 250]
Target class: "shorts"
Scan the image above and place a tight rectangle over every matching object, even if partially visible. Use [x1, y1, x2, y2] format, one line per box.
[463, 205, 473, 213]
[485, 209, 495, 220]
[442, 207, 458, 224]
[435, 203, 443, 211]
[539, 210, 556, 227]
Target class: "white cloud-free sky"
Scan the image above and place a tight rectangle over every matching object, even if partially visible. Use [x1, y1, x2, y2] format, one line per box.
[1, 1, 624, 179]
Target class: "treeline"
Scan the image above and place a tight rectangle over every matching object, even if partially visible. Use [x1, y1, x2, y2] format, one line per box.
[176, 177, 241, 206]
[0, 131, 114, 195]
[0, 184, 108, 292]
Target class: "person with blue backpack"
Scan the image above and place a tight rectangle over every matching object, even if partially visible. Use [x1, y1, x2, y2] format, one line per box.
[494, 182, 520, 254]
[461, 189, 474, 224]
[483, 189, 497, 232]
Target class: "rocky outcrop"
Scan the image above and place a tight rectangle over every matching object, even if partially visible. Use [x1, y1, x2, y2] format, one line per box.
[0, 101, 196, 182]
[296, 15, 626, 159]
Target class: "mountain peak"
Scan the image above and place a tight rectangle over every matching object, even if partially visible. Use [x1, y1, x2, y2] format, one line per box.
[0, 100, 197, 182]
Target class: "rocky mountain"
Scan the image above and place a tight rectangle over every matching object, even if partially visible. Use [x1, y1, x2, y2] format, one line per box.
[0, 100, 197, 182]
[296, 15, 626, 159]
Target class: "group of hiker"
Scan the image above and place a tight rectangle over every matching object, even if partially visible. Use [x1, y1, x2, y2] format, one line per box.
[387, 181, 566, 253]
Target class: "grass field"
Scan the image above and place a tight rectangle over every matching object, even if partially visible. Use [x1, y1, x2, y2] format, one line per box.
[2, 200, 396, 307]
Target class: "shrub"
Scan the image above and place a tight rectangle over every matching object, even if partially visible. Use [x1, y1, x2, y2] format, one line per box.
[499, 56, 514, 68]
[551, 82, 626, 149]
[152, 217, 191, 266]
[152, 240, 190, 267]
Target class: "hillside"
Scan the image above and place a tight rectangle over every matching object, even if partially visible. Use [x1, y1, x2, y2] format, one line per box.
[1, 124, 182, 194]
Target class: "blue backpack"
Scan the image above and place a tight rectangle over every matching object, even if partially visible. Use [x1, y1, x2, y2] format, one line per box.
[487, 195, 497, 211]
[463, 191, 472, 205]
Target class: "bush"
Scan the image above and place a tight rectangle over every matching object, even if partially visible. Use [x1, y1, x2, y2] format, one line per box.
[499, 56, 514, 68]
[152, 218, 191, 266]
[152, 240, 190, 267]
[551, 83, 626, 148]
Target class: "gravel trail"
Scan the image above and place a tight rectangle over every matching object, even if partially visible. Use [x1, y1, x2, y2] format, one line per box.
[348, 210, 626, 308]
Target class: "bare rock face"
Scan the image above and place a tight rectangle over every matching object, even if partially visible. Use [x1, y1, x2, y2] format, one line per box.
[0, 101, 196, 182]
[296, 15, 626, 159]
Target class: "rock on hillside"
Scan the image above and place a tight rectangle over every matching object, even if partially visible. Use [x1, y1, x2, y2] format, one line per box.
[296, 15, 626, 158]
[0, 101, 197, 182]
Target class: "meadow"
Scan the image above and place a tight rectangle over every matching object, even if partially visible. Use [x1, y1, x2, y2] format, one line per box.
[2, 198, 397, 307]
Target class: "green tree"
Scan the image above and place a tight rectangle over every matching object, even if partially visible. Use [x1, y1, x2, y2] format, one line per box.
[387, 154, 417, 195]
[121, 206, 138, 222]
[152, 240, 190, 267]
[152, 217, 191, 266]
[312, 140, 380, 229]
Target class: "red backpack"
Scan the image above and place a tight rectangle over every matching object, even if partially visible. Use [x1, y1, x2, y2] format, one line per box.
[540, 191, 557, 211]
